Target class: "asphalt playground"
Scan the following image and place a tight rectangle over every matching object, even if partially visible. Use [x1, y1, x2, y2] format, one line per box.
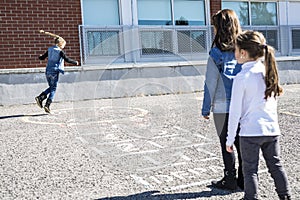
[0, 84, 299, 199]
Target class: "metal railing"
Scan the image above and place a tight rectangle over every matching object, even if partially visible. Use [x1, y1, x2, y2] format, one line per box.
[79, 25, 300, 65]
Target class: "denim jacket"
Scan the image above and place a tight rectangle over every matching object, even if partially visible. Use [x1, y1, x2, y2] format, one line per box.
[201, 47, 242, 116]
[46, 46, 64, 75]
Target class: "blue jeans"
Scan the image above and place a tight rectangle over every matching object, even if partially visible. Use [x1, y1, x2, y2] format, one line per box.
[241, 136, 290, 200]
[43, 72, 59, 101]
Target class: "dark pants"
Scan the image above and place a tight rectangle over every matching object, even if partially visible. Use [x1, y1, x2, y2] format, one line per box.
[241, 136, 290, 200]
[213, 113, 242, 172]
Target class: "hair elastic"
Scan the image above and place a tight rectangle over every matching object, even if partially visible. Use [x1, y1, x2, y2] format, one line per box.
[262, 44, 268, 54]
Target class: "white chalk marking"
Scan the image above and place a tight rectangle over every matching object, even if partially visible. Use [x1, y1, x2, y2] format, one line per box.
[143, 156, 161, 165]
[194, 133, 211, 140]
[187, 169, 201, 176]
[181, 154, 192, 161]
[155, 175, 174, 183]
[167, 179, 212, 191]
[22, 106, 149, 126]
[196, 148, 217, 156]
[116, 143, 139, 152]
[279, 111, 300, 117]
[131, 175, 153, 188]
[147, 141, 164, 149]
[152, 134, 180, 139]
[192, 168, 208, 173]
[171, 162, 187, 166]
[91, 147, 105, 156]
[119, 149, 160, 156]
[149, 176, 162, 184]
[170, 171, 189, 180]
[97, 139, 137, 145]
[76, 137, 89, 144]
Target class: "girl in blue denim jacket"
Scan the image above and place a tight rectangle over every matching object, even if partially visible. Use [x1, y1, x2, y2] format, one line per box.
[201, 9, 243, 190]
[35, 30, 79, 113]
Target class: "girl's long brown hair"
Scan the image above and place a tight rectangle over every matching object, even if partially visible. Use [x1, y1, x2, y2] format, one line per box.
[211, 9, 242, 51]
[236, 30, 283, 99]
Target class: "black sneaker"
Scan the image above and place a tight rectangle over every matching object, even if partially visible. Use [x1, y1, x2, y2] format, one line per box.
[44, 105, 50, 113]
[211, 178, 237, 190]
[35, 96, 43, 108]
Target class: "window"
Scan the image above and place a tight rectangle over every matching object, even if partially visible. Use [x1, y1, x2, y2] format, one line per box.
[222, 1, 278, 50]
[137, 0, 206, 25]
[87, 31, 120, 56]
[251, 2, 277, 25]
[289, 2, 300, 25]
[174, 0, 206, 25]
[140, 30, 173, 54]
[292, 29, 300, 49]
[221, 1, 249, 25]
[222, 1, 277, 26]
[138, 0, 172, 25]
[82, 0, 120, 25]
[177, 30, 207, 53]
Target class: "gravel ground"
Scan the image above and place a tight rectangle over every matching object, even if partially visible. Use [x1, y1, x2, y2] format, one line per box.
[0, 84, 299, 200]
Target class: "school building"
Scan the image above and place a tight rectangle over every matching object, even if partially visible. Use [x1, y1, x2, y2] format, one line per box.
[1, 0, 300, 105]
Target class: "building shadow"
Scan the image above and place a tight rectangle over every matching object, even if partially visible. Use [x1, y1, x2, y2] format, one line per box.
[0, 113, 47, 120]
[96, 187, 240, 200]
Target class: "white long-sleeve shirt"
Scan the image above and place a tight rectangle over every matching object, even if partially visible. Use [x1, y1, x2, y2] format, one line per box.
[226, 60, 281, 146]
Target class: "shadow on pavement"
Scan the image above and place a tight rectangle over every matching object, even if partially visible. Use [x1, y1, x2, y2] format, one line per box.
[0, 113, 47, 119]
[96, 188, 239, 200]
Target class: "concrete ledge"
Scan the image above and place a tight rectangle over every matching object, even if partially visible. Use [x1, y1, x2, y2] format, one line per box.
[1, 58, 300, 106]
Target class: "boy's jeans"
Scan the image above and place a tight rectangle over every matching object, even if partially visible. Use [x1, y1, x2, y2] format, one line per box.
[44, 72, 59, 100]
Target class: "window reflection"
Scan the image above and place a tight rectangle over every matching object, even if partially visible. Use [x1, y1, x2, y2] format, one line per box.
[222, 1, 249, 26]
[174, 0, 206, 25]
[222, 1, 277, 26]
[251, 2, 277, 25]
[138, 0, 172, 25]
[138, 0, 205, 26]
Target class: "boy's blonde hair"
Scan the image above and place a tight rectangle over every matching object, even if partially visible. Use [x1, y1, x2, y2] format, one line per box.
[39, 30, 66, 48]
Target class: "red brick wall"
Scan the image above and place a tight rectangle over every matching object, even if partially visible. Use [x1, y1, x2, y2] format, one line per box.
[210, 0, 221, 22]
[0, 0, 82, 69]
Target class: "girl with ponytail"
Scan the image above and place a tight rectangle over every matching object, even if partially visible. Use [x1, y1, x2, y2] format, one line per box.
[35, 30, 79, 113]
[226, 30, 291, 200]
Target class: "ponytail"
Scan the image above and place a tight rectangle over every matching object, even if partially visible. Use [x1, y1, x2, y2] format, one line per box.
[264, 45, 283, 99]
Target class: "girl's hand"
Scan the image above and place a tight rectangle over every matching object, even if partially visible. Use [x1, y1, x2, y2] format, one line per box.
[203, 115, 209, 120]
[226, 145, 233, 153]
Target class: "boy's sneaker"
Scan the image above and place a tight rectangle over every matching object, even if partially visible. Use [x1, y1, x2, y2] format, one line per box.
[44, 106, 50, 113]
[44, 99, 52, 114]
[35, 96, 43, 108]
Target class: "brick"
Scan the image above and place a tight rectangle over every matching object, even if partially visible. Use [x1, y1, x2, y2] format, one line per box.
[0, 0, 82, 69]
